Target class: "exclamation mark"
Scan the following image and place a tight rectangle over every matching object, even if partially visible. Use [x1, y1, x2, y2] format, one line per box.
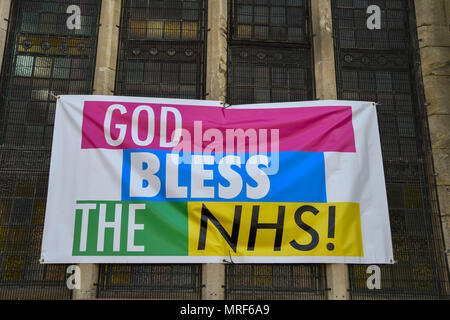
[327, 206, 336, 251]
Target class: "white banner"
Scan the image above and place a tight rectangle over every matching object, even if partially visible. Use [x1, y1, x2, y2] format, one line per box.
[40, 96, 394, 264]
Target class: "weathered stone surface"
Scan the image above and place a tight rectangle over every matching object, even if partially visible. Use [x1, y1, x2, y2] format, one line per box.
[312, 0, 337, 100]
[418, 25, 450, 48]
[93, 0, 121, 95]
[445, 0, 450, 26]
[72, 264, 99, 300]
[206, 0, 227, 102]
[433, 148, 450, 186]
[0, 0, 11, 74]
[437, 185, 450, 217]
[420, 46, 450, 76]
[428, 115, 450, 150]
[422, 75, 450, 115]
[440, 215, 450, 264]
[415, 0, 447, 26]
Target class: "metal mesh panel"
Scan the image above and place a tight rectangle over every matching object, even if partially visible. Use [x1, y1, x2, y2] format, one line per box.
[97, 264, 202, 299]
[97, 0, 207, 299]
[227, 0, 313, 105]
[226, 0, 327, 300]
[115, 0, 207, 99]
[228, 45, 313, 105]
[230, 0, 309, 43]
[225, 264, 327, 300]
[332, 0, 450, 299]
[0, 0, 101, 299]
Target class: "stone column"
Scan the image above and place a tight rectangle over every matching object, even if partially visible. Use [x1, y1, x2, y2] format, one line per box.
[311, 0, 350, 300]
[93, 0, 121, 95]
[0, 0, 11, 74]
[205, 0, 228, 103]
[72, 0, 121, 299]
[201, 0, 228, 300]
[71, 263, 100, 299]
[414, 0, 450, 271]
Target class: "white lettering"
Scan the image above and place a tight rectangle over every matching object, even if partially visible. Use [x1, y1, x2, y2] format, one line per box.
[160, 107, 182, 147]
[131, 105, 155, 146]
[129, 152, 161, 197]
[218, 155, 243, 199]
[246, 155, 270, 199]
[191, 155, 215, 198]
[97, 203, 122, 252]
[166, 153, 188, 198]
[66, 5, 81, 30]
[367, 5, 381, 30]
[75, 203, 97, 252]
[104, 104, 127, 147]
[127, 203, 145, 252]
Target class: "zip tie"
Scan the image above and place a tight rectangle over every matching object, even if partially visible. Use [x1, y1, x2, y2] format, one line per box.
[48, 90, 60, 100]
[220, 100, 230, 109]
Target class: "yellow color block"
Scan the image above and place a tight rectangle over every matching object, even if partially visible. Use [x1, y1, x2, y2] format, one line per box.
[188, 202, 363, 258]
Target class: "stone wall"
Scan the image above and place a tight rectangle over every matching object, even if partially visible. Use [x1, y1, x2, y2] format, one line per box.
[415, 0, 450, 268]
[0, 0, 11, 74]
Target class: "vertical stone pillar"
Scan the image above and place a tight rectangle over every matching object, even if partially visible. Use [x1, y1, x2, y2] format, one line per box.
[205, 0, 228, 103]
[72, 264, 100, 300]
[93, 0, 121, 95]
[414, 0, 450, 271]
[72, 0, 121, 299]
[311, 0, 350, 300]
[0, 0, 11, 74]
[201, 0, 228, 300]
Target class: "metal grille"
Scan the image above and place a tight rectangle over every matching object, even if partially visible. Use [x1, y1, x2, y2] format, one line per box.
[0, 0, 101, 299]
[230, 0, 309, 43]
[225, 264, 327, 300]
[115, 0, 207, 99]
[225, 0, 327, 300]
[332, 0, 450, 299]
[227, 0, 313, 105]
[228, 45, 313, 105]
[97, 0, 207, 299]
[97, 264, 202, 299]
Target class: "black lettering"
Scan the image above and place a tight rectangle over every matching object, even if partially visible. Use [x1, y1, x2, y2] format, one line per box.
[328, 206, 336, 239]
[247, 205, 285, 251]
[290, 205, 319, 251]
[198, 204, 242, 252]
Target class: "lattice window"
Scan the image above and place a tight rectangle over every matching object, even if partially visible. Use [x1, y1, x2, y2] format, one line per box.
[227, 0, 313, 105]
[226, 264, 327, 300]
[0, 0, 101, 299]
[115, 0, 207, 99]
[332, 0, 449, 299]
[97, 264, 202, 299]
[97, 0, 207, 299]
[225, 0, 327, 300]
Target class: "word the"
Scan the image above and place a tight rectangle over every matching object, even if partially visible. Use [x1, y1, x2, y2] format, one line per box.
[75, 202, 146, 252]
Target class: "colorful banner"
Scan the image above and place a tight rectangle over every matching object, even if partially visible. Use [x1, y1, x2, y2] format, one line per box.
[40, 96, 394, 264]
